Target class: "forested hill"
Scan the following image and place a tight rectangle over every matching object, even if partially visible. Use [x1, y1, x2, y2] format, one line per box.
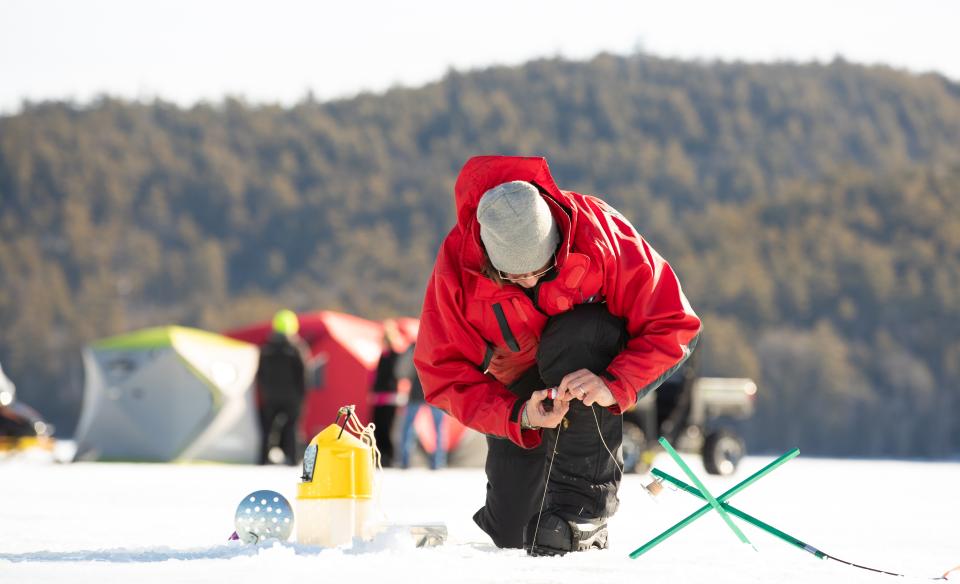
[2, 54, 959, 456]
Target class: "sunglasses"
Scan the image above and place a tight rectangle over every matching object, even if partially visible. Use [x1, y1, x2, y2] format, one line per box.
[498, 256, 556, 282]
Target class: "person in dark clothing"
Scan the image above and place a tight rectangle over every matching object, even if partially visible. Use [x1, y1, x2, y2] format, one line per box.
[414, 158, 701, 556]
[396, 342, 446, 470]
[371, 319, 401, 467]
[256, 309, 309, 466]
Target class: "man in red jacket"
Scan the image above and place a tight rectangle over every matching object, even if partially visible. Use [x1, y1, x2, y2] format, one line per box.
[414, 155, 701, 555]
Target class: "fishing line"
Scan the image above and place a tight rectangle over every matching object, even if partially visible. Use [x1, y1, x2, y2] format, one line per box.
[529, 398, 616, 552]
[591, 404, 623, 479]
[530, 418, 562, 551]
[820, 551, 947, 580]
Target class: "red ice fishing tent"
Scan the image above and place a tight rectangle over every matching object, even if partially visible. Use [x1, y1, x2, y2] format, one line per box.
[225, 310, 473, 459]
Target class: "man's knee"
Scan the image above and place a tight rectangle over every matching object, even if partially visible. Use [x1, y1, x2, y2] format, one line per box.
[537, 303, 627, 387]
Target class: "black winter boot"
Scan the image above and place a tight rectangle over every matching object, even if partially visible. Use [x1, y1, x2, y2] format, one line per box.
[523, 511, 608, 557]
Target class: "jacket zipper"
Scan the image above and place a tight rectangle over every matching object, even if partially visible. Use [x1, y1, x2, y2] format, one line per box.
[491, 303, 521, 352]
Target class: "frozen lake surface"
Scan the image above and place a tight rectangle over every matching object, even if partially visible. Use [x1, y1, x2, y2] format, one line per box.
[1, 453, 958, 583]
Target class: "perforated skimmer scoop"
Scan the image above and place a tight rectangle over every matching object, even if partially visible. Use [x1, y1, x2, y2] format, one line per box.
[233, 490, 294, 543]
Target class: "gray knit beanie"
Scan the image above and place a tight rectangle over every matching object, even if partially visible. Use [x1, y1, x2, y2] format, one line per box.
[476, 181, 560, 275]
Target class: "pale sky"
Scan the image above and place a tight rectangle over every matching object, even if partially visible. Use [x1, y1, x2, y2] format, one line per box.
[1, 0, 958, 114]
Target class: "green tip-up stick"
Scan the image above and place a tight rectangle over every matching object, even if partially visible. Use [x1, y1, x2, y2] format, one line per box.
[629, 442, 799, 559]
[629, 446, 940, 581]
[650, 467, 827, 559]
[657, 436, 755, 549]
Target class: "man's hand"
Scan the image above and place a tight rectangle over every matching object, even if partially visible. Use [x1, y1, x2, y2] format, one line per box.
[557, 368, 617, 407]
[524, 388, 569, 428]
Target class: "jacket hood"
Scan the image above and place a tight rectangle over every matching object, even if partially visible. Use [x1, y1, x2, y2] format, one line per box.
[453, 156, 576, 271]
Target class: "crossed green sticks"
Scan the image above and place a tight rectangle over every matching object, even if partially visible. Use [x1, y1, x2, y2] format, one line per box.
[630, 438, 827, 560]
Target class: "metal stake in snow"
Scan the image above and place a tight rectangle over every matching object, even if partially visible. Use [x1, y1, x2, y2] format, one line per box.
[629, 440, 799, 559]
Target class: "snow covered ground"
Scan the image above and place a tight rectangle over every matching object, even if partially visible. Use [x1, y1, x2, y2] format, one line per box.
[1, 452, 957, 584]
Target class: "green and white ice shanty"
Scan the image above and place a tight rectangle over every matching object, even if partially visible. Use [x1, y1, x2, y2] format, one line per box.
[74, 326, 260, 463]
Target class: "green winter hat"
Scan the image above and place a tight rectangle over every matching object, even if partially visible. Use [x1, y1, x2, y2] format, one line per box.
[272, 309, 299, 336]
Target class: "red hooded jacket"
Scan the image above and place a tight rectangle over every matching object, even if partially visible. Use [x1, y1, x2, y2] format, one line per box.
[414, 156, 701, 448]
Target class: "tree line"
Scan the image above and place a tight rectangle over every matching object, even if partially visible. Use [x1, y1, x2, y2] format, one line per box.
[1, 54, 959, 456]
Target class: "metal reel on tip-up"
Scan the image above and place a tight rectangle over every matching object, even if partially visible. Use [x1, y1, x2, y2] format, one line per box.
[643, 477, 665, 497]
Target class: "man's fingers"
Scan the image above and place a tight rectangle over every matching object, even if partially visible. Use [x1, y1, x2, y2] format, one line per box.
[555, 400, 570, 422]
[529, 388, 549, 404]
[586, 386, 616, 408]
[535, 397, 569, 427]
[543, 400, 568, 424]
[562, 370, 590, 390]
[558, 369, 590, 393]
[564, 375, 596, 402]
[583, 389, 597, 407]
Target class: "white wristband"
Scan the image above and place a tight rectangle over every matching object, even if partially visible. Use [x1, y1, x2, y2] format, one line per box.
[520, 403, 536, 429]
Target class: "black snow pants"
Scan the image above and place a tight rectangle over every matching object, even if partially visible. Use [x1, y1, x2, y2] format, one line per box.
[473, 303, 627, 548]
[259, 400, 301, 465]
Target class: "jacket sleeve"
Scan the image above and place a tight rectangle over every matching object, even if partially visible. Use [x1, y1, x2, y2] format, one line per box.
[414, 258, 542, 448]
[592, 201, 702, 414]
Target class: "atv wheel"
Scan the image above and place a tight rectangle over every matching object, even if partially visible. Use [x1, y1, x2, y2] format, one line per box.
[702, 428, 745, 476]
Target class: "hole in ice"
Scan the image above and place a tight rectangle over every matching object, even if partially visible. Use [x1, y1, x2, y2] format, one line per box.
[249, 497, 255, 502]
[272, 518, 278, 523]
[254, 506, 260, 512]
[284, 518, 290, 523]
[260, 499, 267, 505]
[267, 506, 273, 512]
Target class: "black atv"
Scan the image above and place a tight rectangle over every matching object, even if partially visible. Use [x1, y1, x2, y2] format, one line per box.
[621, 375, 757, 476]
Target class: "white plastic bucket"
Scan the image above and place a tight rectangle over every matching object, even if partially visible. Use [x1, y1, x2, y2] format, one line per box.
[296, 498, 375, 546]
